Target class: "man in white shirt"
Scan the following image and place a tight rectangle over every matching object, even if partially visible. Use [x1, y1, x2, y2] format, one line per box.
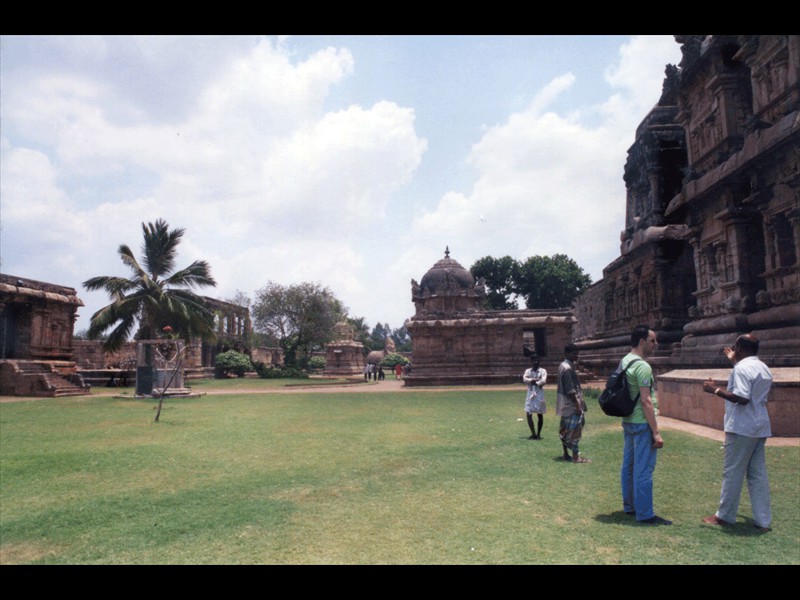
[702, 334, 773, 532]
[523, 355, 548, 440]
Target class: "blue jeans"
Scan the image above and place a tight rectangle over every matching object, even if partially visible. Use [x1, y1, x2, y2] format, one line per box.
[621, 422, 658, 521]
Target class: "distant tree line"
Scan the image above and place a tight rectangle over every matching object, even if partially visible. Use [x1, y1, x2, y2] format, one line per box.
[470, 254, 592, 310]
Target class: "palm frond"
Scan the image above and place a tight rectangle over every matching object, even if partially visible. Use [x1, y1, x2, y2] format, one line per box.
[116, 244, 144, 275]
[165, 261, 217, 289]
[142, 219, 184, 278]
[83, 275, 137, 297]
[102, 313, 139, 352]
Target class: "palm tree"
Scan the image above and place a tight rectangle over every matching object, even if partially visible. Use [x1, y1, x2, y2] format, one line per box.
[83, 219, 217, 352]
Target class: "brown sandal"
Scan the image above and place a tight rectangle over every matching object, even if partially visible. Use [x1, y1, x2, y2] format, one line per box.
[572, 456, 591, 463]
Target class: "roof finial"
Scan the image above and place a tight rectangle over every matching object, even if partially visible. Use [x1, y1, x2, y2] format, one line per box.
[445, 246, 450, 258]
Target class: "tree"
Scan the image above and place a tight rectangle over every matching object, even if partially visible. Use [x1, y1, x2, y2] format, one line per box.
[369, 322, 390, 351]
[251, 281, 345, 368]
[390, 324, 412, 353]
[225, 290, 252, 309]
[470, 255, 519, 310]
[514, 254, 592, 309]
[346, 316, 372, 351]
[380, 353, 409, 368]
[83, 219, 217, 351]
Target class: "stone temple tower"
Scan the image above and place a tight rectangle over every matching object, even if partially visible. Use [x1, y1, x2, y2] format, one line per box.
[410, 246, 485, 318]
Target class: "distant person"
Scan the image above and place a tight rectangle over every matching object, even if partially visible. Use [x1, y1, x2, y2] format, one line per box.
[702, 334, 773, 532]
[556, 343, 589, 463]
[363, 364, 369, 382]
[378, 366, 385, 381]
[395, 364, 403, 379]
[619, 325, 671, 526]
[523, 354, 547, 440]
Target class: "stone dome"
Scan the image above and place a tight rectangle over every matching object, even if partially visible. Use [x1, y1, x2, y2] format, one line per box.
[418, 247, 475, 296]
[366, 350, 385, 365]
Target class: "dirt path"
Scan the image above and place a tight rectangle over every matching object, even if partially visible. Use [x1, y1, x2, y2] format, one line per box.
[2, 378, 796, 446]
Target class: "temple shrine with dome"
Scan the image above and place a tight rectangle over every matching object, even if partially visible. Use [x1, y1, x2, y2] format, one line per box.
[404, 248, 575, 386]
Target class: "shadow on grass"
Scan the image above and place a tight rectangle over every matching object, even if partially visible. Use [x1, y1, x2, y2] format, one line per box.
[550, 455, 580, 463]
[594, 511, 660, 527]
[593, 512, 772, 535]
[697, 517, 774, 537]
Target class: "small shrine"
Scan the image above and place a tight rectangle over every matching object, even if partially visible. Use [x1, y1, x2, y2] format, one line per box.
[405, 248, 575, 386]
[324, 321, 365, 376]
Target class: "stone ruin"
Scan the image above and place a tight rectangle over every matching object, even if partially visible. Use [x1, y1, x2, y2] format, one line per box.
[0, 274, 259, 395]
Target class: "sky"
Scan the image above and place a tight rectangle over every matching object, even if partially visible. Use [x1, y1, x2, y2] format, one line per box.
[0, 35, 684, 336]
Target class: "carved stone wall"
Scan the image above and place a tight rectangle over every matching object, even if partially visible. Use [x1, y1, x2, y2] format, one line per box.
[572, 35, 799, 434]
[73, 340, 137, 368]
[0, 274, 83, 362]
[574, 35, 799, 371]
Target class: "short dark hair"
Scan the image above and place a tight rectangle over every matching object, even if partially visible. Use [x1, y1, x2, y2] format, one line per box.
[564, 343, 579, 355]
[631, 324, 651, 348]
[735, 335, 759, 355]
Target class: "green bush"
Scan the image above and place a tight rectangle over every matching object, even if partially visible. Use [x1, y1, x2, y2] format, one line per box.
[380, 353, 409, 368]
[215, 350, 253, 378]
[308, 356, 326, 371]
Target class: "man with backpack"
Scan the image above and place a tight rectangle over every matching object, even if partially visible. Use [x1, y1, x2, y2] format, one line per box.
[619, 325, 672, 526]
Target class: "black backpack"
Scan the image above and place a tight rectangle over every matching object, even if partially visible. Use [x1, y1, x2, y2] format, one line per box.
[597, 359, 641, 417]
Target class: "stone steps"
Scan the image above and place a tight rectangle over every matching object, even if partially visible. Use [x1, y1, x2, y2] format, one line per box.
[1, 360, 89, 397]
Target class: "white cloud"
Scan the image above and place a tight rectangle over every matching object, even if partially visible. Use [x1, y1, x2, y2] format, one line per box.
[0, 35, 683, 335]
[401, 35, 682, 288]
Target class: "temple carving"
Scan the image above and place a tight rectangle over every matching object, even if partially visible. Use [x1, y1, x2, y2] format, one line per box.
[572, 35, 799, 435]
[574, 35, 799, 369]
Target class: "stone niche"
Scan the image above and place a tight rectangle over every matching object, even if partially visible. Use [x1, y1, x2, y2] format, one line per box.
[405, 248, 575, 386]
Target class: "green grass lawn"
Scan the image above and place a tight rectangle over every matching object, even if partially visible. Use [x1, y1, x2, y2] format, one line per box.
[182, 375, 366, 390]
[1, 386, 798, 565]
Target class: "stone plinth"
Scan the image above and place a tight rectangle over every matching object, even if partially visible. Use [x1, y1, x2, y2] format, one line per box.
[657, 368, 800, 437]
